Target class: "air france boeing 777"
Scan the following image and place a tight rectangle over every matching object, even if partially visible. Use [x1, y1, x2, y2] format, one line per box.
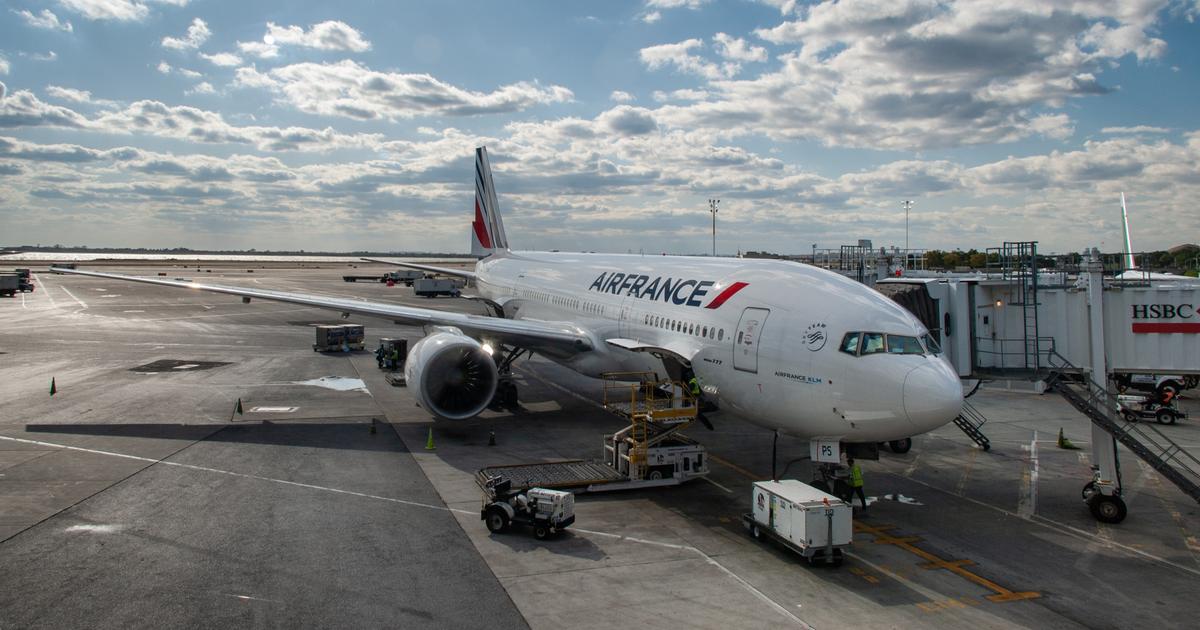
[57, 147, 962, 448]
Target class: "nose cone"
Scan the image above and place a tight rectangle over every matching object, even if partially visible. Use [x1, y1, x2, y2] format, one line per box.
[903, 361, 963, 431]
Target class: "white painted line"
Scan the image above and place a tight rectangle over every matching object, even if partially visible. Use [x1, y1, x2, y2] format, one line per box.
[60, 286, 88, 309]
[31, 273, 57, 308]
[249, 406, 298, 413]
[123, 310, 145, 313]
[20, 291, 27, 309]
[701, 475, 734, 494]
[1018, 431, 1039, 519]
[0, 433, 812, 628]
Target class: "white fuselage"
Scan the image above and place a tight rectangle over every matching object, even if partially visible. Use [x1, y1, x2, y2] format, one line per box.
[472, 251, 963, 442]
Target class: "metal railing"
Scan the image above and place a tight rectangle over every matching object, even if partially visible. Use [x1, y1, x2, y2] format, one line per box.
[973, 336, 1060, 372]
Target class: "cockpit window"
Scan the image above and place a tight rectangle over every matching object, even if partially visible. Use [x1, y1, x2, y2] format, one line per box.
[861, 333, 886, 355]
[887, 335, 924, 355]
[839, 332, 861, 355]
[921, 333, 942, 355]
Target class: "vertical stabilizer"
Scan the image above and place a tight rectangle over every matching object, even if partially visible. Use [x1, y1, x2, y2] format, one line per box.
[471, 147, 509, 257]
[1120, 192, 1135, 270]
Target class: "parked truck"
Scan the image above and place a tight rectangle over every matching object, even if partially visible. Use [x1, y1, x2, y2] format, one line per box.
[0, 273, 18, 297]
[480, 475, 575, 540]
[743, 479, 852, 566]
[342, 270, 425, 285]
[413, 277, 461, 297]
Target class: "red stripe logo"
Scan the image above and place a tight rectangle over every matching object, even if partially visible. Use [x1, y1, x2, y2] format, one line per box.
[472, 199, 492, 249]
[1132, 322, 1200, 333]
[705, 281, 749, 309]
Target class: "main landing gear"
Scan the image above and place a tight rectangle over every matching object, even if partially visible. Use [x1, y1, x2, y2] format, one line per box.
[489, 346, 529, 409]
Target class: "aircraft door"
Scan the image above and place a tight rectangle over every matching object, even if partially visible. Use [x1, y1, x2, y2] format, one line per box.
[734, 307, 770, 373]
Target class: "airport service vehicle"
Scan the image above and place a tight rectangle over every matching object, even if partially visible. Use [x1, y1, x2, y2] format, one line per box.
[1116, 393, 1188, 425]
[0, 273, 18, 297]
[743, 480, 851, 566]
[413, 278, 461, 297]
[480, 475, 575, 540]
[55, 147, 963, 457]
[343, 270, 424, 285]
[1114, 373, 1197, 397]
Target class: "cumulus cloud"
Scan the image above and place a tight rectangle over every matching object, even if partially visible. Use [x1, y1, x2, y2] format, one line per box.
[45, 85, 117, 107]
[0, 56, 8, 76]
[0, 89, 91, 128]
[610, 90, 634, 103]
[641, 11, 662, 24]
[712, 33, 766, 62]
[646, 0, 710, 9]
[199, 52, 242, 67]
[640, 39, 739, 79]
[238, 20, 371, 58]
[162, 17, 210, 50]
[233, 60, 573, 120]
[625, 0, 1183, 150]
[185, 81, 215, 95]
[58, 0, 150, 22]
[1102, 125, 1171, 135]
[14, 9, 74, 31]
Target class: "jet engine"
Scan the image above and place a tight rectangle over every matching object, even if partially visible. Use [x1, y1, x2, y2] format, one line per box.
[404, 329, 498, 420]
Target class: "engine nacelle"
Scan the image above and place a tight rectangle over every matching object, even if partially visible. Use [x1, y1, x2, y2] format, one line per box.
[404, 330, 498, 420]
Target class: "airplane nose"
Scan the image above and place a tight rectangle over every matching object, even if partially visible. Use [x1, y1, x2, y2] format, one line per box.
[902, 362, 963, 430]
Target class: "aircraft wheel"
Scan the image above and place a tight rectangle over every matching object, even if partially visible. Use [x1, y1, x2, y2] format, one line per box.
[1087, 493, 1127, 524]
[502, 382, 519, 406]
[485, 508, 509, 533]
[889, 438, 913, 453]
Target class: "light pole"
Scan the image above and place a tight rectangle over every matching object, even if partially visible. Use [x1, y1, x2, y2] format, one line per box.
[708, 199, 720, 256]
[901, 199, 915, 269]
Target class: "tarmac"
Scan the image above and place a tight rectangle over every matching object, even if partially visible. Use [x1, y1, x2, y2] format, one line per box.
[1, 262, 1197, 629]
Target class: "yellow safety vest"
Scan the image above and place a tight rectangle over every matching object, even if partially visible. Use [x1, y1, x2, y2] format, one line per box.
[849, 464, 864, 488]
[688, 377, 700, 395]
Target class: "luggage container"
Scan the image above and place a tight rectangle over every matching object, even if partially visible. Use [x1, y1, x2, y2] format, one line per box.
[313, 324, 365, 352]
[743, 479, 852, 566]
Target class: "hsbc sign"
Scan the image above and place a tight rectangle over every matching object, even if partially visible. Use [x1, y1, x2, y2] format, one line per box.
[1130, 303, 1200, 333]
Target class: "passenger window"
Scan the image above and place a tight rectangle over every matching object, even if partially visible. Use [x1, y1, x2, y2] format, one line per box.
[718, 329, 723, 341]
[702, 326, 708, 338]
[888, 335, 924, 355]
[840, 332, 861, 355]
[861, 333, 885, 355]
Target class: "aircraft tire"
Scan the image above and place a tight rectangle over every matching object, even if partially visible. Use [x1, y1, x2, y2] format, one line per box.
[889, 438, 913, 454]
[1087, 493, 1127, 524]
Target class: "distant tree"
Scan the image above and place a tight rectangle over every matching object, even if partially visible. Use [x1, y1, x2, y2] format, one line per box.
[968, 253, 987, 269]
[943, 251, 961, 268]
[925, 250, 945, 269]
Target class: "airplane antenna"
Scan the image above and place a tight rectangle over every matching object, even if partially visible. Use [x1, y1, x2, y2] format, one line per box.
[708, 199, 720, 256]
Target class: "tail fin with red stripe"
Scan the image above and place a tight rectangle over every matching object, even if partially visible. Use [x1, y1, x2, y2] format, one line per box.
[471, 146, 509, 257]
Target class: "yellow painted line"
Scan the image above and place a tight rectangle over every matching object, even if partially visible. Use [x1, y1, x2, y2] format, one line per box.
[708, 453, 766, 481]
[855, 522, 1040, 603]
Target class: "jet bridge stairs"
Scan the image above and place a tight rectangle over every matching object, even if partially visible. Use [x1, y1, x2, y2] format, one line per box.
[1046, 353, 1200, 508]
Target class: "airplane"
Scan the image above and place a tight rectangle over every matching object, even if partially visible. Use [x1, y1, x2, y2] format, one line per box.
[55, 147, 963, 454]
[1114, 192, 1198, 283]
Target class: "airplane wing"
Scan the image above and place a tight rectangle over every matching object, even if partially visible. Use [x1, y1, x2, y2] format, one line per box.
[360, 257, 476, 280]
[53, 268, 592, 358]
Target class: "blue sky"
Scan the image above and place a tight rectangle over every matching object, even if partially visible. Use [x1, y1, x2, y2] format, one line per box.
[1, 0, 1198, 255]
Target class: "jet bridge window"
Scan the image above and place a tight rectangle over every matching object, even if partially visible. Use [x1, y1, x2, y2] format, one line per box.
[887, 335, 924, 355]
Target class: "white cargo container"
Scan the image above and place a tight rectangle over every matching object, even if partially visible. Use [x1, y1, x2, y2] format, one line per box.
[743, 479, 852, 566]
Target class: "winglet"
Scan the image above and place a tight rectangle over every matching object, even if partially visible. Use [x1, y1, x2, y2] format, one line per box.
[471, 146, 509, 258]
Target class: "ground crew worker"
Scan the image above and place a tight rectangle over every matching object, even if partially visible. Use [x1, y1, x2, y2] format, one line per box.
[375, 345, 384, 368]
[847, 457, 867, 514]
[688, 374, 701, 399]
[390, 346, 401, 371]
